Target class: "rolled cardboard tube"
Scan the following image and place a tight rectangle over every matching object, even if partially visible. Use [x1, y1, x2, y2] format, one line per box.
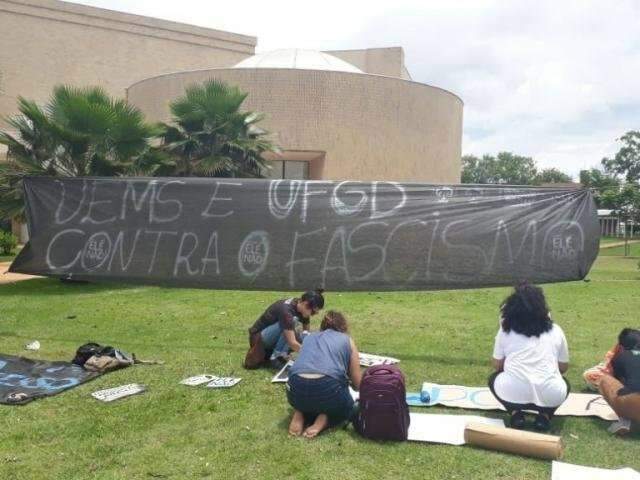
[464, 422, 564, 460]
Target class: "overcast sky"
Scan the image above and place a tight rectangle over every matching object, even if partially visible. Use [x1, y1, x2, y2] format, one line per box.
[75, 0, 639, 178]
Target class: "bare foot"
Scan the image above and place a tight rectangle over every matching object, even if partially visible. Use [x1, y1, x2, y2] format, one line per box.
[303, 413, 329, 439]
[288, 410, 304, 437]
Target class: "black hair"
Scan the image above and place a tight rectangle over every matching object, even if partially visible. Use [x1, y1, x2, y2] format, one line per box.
[618, 328, 640, 350]
[500, 282, 553, 337]
[301, 288, 325, 310]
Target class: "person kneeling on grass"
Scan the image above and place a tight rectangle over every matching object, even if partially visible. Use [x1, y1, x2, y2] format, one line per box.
[488, 282, 570, 432]
[286, 311, 362, 439]
[244, 289, 325, 370]
[598, 328, 640, 436]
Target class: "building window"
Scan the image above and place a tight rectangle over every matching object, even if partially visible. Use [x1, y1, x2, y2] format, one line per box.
[265, 160, 308, 180]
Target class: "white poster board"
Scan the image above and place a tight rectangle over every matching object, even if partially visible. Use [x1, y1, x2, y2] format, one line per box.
[408, 413, 504, 445]
[91, 383, 146, 402]
[552, 461, 640, 480]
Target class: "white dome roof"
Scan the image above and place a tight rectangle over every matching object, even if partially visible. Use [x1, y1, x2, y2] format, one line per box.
[233, 49, 363, 73]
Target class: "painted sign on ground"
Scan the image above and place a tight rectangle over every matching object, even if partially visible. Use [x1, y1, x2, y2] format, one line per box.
[407, 383, 618, 421]
[0, 353, 100, 405]
[10, 177, 599, 291]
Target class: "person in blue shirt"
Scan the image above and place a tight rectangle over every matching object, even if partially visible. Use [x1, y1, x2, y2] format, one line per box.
[286, 310, 362, 438]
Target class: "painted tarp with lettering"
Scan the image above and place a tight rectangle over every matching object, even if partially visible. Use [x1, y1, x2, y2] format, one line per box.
[406, 383, 617, 421]
[10, 177, 599, 291]
[0, 354, 100, 405]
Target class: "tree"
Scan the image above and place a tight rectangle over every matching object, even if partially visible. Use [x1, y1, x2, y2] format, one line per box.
[602, 130, 640, 183]
[461, 154, 494, 183]
[535, 168, 572, 185]
[0, 86, 166, 220]
[160, 79, 277, 177]
[579, 168, 621, 208]
[600, 183, 640, 252]
[579, 168, 620, 191]
[461, 152, 539, 185]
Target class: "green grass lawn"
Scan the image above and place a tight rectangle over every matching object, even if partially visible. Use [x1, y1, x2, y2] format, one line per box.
[1, 253, 639, 479]
[599, 242, 640, 257]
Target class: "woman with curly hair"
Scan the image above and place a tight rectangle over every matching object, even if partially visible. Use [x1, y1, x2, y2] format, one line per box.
[489, 283, 570, 432]
[286, 310, 362, 438]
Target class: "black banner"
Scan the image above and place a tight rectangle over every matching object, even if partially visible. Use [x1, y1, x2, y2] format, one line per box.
[10, 177, 599, 291]
[0, 354, 100, 405]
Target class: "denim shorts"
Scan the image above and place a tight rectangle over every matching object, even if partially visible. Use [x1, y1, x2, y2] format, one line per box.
[286, 374, 355, 426]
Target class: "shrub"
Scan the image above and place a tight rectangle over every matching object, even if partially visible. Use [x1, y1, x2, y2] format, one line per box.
[0, 230, 18, 255]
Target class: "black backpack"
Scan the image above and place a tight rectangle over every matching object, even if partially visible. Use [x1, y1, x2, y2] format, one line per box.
[72, 342, 112, 366]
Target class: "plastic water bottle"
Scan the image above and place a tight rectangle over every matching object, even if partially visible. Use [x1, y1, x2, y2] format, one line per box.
[420, 387, 431, 404]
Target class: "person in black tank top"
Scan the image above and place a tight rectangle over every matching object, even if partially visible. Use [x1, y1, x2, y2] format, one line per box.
[599, 328, 640, 435]
[243, 289, 325, 369]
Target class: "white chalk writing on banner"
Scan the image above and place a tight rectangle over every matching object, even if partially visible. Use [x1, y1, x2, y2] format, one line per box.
[54, 180, 88, 224]
[441, 220, 489, 281]
[435, 187, 454, 203]
[331, 181, 368, 216]
[201, 231, 220, 276]
[81, 232, 112, 271]
[268, 180, 407, 222]
[201, 182, 242, 218]
[268, 180, 302, 220]
[82, 181, 117, 225]
[238, 231, 270, 278]
[543, 221, 585, 264]
[286, 227, 327, 287]
[55, 179, 186, 225]
[30, 178, 596, 289]
[146, 231, 178, 273]
[174, 232, 200, 276]
[108, 230, 142, 272]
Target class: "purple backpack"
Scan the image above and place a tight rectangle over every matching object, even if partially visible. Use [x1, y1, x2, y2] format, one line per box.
[354, 364, 410, 441]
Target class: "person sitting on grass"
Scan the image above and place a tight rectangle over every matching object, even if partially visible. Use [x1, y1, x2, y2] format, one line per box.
[286, 310, 362, 439]
[598, 328, 640, 436]
[488, 282, 570, 432]
[243, 289, 325, 370]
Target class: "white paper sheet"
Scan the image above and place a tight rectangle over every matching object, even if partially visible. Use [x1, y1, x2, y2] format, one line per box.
[206, 377, 242, 388]
[180, 375, 217, 386]
[271, 360, 294, 383]
[359, 353, 400, 367]
[407, 413, 505, 445]
[552, 461, 640, 480]
[91, 383, 146, 402]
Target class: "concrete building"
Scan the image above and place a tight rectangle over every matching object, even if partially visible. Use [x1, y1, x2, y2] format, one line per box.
[129, 49, 463, 183]
[0, 0, 255, 133]
[1, 0, 463, 184]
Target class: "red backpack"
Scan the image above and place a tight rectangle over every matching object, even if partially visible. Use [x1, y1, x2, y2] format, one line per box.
[354, 364, 410, 441]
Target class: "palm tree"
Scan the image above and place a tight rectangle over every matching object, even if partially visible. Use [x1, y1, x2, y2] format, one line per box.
[159, 79, 277, 177]
[0, 85, 168, 220]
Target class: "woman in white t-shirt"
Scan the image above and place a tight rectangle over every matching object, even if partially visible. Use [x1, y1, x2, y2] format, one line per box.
[489, 283, 570, 432]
